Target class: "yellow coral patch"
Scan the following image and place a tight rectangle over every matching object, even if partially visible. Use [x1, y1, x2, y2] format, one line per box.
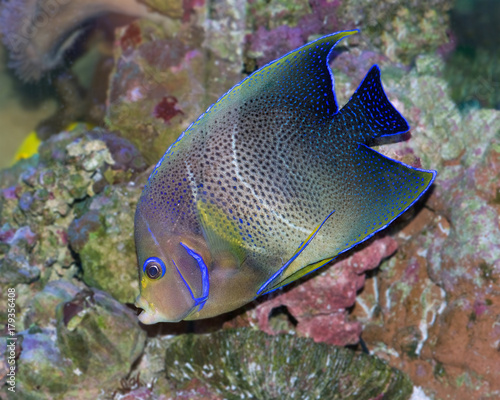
[12, 131, 41, 165]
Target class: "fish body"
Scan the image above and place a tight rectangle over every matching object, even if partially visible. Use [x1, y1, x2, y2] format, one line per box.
[134, 30, 436, 324]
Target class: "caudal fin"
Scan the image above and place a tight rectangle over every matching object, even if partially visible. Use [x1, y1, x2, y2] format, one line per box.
[336, 65, 409, 143]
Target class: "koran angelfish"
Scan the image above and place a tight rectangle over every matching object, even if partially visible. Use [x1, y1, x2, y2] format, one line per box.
[134, 30, 436, 324]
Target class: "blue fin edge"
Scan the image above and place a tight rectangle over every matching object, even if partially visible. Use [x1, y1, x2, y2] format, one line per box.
[334, 143, 436, 258]
[256, 209, 336, 295]
[149, 30, 360, 180]
[258, 147, 436, 297]
[339, 64, 410, 138]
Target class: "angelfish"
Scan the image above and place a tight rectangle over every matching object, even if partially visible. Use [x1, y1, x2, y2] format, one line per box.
[134, 30, 436, 324]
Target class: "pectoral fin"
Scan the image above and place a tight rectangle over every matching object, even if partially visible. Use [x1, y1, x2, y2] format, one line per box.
[196, 200, 247, 263]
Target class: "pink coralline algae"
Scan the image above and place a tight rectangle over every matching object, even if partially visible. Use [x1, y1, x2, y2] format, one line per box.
[154, 96, 184, 123]
[249, 236, 398, 346]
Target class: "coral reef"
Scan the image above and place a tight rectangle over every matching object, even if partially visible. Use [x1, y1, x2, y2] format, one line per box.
[0, 127, 148, 397]
[0, 126, 147, 310]
[245, 0, 454, 67]
[1, 0, 498, 399]
[345, 54, 500, 399]
[106, 0, 246, 163]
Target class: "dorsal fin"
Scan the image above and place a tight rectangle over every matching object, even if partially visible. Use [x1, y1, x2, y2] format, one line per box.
[188, 30, 359, 129]
[335, 65, 409, 142]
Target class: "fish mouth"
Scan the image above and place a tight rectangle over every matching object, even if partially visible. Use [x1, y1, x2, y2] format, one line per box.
[135, 294, 194, 324]
[135, 295, 163, 324]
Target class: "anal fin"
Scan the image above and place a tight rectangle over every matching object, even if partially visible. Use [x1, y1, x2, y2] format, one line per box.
[257, 210, 335, 295]
[261, 257, 336, 295]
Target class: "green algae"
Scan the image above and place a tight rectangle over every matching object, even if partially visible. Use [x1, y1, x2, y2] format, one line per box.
[141, 0, 184, 19]
[339, 0, 452, 64]
[478, 261, 497, 283]
[15, 331, 72, 399]
[73, 184, 143, 303]
[11, 287, 146, 399]
[247, 0, 312, 30]
[434, 362, 446, 378]
[165, 328, 413, 399]
[23, 280, 82, 329]
[444, 47, 500, 110]
[0, 127, 146, 338]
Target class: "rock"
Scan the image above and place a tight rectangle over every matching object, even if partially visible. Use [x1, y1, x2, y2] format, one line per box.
[23, 280, 82, 329]
[348, 54, 500, 399]
[56, 288, 146, 390]
[9, 329, 71, 399]
[0, 226, 40, 285]
[0, 280, 146, 400]
[0, 127, 146, 310]
[246, 0, 454, 68]
[240, 236, 398, 346]
[106, 0, 247, 163]
[68, 183, 143, 303]
[1, 286, 145, 399]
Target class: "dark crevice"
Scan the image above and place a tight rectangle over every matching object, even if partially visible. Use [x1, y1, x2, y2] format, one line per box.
[268, 305, 298, 332]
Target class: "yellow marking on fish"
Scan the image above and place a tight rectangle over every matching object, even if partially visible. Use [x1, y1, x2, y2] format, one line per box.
[197, 200, 246, 256]
[66, 122, 94, 131]
[268, 257, 336, 292]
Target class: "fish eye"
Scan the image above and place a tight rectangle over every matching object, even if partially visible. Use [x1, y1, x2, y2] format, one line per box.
[143, 257, 166, 280]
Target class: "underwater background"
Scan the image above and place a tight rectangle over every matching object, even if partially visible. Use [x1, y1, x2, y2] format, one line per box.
[0, 0, 499, 399]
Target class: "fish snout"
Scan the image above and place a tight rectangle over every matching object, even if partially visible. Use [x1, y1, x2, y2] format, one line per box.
[135, 295, 162, 324]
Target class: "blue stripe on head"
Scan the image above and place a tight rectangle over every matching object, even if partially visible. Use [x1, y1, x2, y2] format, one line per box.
[178, 242, 210, 311]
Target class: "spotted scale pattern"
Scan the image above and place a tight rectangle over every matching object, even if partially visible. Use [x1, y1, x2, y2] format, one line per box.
[135, 30, 436, 321]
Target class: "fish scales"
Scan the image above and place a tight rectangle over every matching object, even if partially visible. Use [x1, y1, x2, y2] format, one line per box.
[134, 30, 436, 323]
